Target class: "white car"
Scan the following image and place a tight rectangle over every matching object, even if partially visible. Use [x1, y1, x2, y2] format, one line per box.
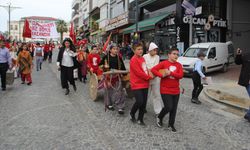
[178, 42, 234, 74]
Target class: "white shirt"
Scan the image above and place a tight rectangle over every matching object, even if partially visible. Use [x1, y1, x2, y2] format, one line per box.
[61, 49, 74, 67]
[143, 53, 160, 69]
[143, 53, 160, 85]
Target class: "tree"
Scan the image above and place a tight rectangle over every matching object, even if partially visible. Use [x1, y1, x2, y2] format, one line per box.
[56, 20, 68, 43]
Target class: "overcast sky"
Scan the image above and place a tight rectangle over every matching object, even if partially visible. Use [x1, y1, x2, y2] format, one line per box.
[0, 0, 72, 32]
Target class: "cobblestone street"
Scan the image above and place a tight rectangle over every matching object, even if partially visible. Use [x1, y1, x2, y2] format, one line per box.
[0, 53, 249, 150]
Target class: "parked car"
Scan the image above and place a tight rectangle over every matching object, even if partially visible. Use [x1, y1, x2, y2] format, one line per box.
[178, 42, 234, 74]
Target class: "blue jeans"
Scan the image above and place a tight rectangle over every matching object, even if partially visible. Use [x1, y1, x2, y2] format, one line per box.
[246, 84, 250, 97]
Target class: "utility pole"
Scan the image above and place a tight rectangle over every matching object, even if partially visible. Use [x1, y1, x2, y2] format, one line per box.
[0, 3, 21, 39]
[135, 0, 139, 41]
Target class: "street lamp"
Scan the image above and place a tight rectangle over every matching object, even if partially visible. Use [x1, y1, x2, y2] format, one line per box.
[0, 3, 21, 38]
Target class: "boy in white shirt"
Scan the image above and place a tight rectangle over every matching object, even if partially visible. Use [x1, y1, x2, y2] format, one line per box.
[143, 42, 163, 115]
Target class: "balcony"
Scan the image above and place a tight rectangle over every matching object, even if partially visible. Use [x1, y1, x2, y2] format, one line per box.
[72, 0, 80, 9]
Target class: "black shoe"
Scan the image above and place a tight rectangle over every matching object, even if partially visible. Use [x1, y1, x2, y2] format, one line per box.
[130, 113, 136, 123]
[65, 89, 70, 95]
[144, 109, 147, 113]
[137, 120, 146, 126]
[107, 105, 115, 111]
[118, 109, 124, 115]
[244, 114, 250, 121]
[73, 85, 77, 91]
[191, 98, 201, 104]
[2, 88, 6, 91]
[168, 125, 177, 132]
[156, 117, 163, 128]
[21, 81, 25, 84]
[27, 82, 32, 86]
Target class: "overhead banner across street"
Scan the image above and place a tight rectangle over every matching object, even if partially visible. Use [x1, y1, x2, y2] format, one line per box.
[30, 21, 59, 39]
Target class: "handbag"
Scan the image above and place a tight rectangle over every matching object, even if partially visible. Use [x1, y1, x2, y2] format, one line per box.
[6, 70, 14, 85]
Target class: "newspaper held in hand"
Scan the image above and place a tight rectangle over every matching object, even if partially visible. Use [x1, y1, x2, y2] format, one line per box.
[202, 76, 212, 86]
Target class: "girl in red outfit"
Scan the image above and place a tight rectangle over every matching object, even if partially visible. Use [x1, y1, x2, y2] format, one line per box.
[151, 48, 183, 132]
[130, 43, 153, 126]
[87, 45, 102, 75]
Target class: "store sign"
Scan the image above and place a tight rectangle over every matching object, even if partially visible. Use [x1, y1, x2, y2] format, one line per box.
[165, 18, 175, 26]
[105, 12, 129, 31]
[182, 16, 227, 28]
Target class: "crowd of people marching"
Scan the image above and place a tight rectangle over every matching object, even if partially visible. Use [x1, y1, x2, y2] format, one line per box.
[0, 35, 249, 132]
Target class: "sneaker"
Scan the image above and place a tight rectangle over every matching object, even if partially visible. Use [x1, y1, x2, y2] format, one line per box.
[107, 105, 115, 111]
[137, 120, 146, 126]
[2, 88, 6, 91]
[118, 109, 124, 115]
[156, 117, 163, 128]
[21, 81, 25, 84]
[65, 89, 70, 95]
[130, 113, 136, 123]
[27, 82, 32, 86]
[168, 125, 177, 132]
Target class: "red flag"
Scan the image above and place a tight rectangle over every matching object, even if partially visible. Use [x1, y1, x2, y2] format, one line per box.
[22, 19, 31, 38]
[103, 33, 112, 52]
[70, 22, 77, 44]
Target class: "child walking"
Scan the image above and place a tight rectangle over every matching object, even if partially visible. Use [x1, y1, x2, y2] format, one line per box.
[143, 42, 163, 116]
[191, 52, 206, 104]
[130, 43, 153, 126]
[151, 48, 183, 132]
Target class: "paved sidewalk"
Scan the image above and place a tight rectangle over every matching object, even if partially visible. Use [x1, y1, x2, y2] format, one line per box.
[0, 53, 249, 149]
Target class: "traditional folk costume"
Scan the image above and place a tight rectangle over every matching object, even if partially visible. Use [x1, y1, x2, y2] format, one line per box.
[17, 50, 33, 85]
[143, 43, 163, 115]
[99, 52, 126, 113]
[34, 46, 44, 71]
[77, 50, 88, 83]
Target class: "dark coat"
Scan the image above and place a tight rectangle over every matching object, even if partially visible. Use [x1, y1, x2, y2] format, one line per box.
[57, 47, 80, 69]
[235, 53, 250, 87]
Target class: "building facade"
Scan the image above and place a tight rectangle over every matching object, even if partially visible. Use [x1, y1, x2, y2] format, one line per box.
[71, 0, 250, 54]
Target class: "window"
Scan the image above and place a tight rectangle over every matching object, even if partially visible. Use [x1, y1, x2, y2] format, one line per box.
[15, 25, 18, 30]
[208, 47, 216, 58]
[10, 25, 13, 30]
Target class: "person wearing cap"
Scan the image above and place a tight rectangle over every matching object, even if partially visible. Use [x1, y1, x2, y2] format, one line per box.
[0, 37, 12, 91]
[191, 52, 206, 104]
[99, 43, 126, 114]
[143, 42, 163, 116]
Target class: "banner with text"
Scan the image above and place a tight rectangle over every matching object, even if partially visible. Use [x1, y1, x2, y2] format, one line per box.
[31, 21, 59, 39]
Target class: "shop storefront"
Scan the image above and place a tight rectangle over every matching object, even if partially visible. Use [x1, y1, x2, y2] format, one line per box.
[105, 11, 134, 44]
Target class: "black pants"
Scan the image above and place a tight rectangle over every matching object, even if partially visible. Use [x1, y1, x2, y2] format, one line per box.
[158, 94, 180, 126]
[60, 66, 75, 89]
[44, 52, 48, 61]
[0, 63, 8, 89]
[48, 51, 53, 63]
[78, 67, 82, 81]
[130, 88, 148, 122]
[192, 71, 203, 99]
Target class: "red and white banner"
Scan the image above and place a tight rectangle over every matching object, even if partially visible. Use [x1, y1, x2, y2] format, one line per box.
[30, 21, 59, 39]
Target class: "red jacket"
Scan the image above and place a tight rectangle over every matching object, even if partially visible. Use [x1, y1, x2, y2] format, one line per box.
[130, 55, 152, 90]
[151, 60, 183, 95]
[87, 53, 101, 71]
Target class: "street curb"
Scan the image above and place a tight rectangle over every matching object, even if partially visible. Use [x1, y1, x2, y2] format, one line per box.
[204, 88, 248, 112]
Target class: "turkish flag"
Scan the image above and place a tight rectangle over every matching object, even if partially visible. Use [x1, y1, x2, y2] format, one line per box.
[77, 38, 88, 46]
[22, 19, 31, 38]
[70, 22, 77, 44]
[103, 33, 112, 52]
